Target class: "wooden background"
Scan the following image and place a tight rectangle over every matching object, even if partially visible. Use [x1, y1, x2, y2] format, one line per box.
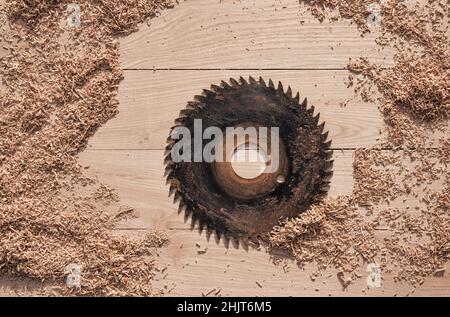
[1, 0, 449, 296]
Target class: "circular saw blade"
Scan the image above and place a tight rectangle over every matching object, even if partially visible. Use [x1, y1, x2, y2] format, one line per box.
[164, 76, 333, 246]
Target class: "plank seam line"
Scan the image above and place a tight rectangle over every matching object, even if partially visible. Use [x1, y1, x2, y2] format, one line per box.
[85, 147, 442, 151]
[116, 227, 406, 232]
[122, 67, 450, 72]
[123, 66, 450, 71]
[116, 227, 191, 231]
[123, 68, 349, 71]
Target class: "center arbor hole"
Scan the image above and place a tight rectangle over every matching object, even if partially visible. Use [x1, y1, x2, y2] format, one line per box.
[230, 143, 268, 179]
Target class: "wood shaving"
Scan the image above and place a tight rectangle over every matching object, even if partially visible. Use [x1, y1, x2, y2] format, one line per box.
[0, 0, 173, 296]
[271, 0, 449, 289]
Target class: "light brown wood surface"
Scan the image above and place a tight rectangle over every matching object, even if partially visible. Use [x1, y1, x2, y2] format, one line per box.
[88, 70, 383, 150]
[79, 149, 355, 230]
[81, 0, 448, 297]
[1, 0, 448, 296]
[120, 0, 394, 69]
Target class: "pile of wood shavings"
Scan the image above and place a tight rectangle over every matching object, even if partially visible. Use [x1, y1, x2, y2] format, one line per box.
[0, 0, 173, 295]
[301, 0, 375, 30]
[271, 0, 449, 290]
[348, 51, 449, 146]
[271, 146, 449, 288]
[270, 197, 379, 284]
[347, 0, 449, 147]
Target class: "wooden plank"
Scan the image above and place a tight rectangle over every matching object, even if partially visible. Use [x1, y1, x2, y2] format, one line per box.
[87, 70, 384, 150]
[147, 229, 450, 297]
[78, 149, 355, 229]
[77, 148, 449, 296]
[2, 229, 447, 297]
[78, 148, 443, 230]
[120, 0, 393, 69]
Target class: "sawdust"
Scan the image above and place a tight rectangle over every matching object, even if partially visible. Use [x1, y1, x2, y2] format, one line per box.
[270, 197, 379, 279]
[347, 0, 449, 147]
[270, 0, 449, 289]
[348, 51, 449, 147]
[0, 0, 173, 295]
[0, 0, 448, 295]
[271, 146, 449, 288]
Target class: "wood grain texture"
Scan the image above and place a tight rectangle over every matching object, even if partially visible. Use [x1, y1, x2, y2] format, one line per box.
[148, 230, 450, 297]
[78, 149, 355, 229]
[119, 0, 393, 69]
[77, 148, 449, 296]
[2, 0, 447, 297]
[78, 149, 442, 230]
[87, 69, 384, 150]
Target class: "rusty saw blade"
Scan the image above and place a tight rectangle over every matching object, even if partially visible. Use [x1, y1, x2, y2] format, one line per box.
[164, 76, 333, 247]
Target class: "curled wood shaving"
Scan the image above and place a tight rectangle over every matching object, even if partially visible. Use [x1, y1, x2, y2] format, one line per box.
[0, 0, 173, 296]
[271, 0, 449, 289]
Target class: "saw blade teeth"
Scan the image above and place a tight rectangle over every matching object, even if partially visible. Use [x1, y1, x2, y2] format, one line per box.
[184, 206, 192, 217]
[184, 210, 191, 223]
[166, 78, 334, 247]
[324, 149, 333, 160]
[258, 76, 266, 87]
[229, 78, 239, 87]
[194, 95, 206, 103]
[164, 168, 173, 180]
[220, 80, 231, 89]
[231, 237, 240, 249]
[313, 113, 320, 125]
[179, 109, 191, 117]
[190, 213, 199, 229]
[168, 183, 176, 197]
[164, 154, 173, 166]
[165, 163, 175, 175]
[325, 171, 334, 181]
[165, 138, 174, 150]
[324, 160, 334, 170]
[286, 86, 292, 98]
[197, 219, 205, 234]
[210, 84, 221, 92]
[277, 81, 284, 93]
[166, 171, 177, 184]
[163, 146, 172, 157]
[174, 117, 186, 125]
[205, 228, 212, 241]
[165, 164, 175, 176]
[173, 191, 182, 204]
[319, 184, 331, 193]
[301, 97, 308, 108]
[222, 234, 231, 248]
[178, 201, 186, 214]
[323, 170, 334, 181]
[202, 89, 215, 97]
[240, 236, 249, 247]
[249, 235, 260, 247]
[214, 231, 222, 244]
[318, 122, 326, 133]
